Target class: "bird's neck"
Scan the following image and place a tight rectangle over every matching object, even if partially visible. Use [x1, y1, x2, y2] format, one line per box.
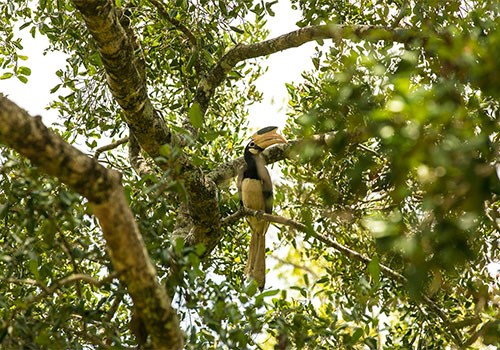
[244, 148, 264, 180]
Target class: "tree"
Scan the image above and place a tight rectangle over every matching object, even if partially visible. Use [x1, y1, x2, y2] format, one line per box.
[1, 0, 499, 348]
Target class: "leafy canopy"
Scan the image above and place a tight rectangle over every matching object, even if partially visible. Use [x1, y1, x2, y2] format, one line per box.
[1, 0, 500, 349]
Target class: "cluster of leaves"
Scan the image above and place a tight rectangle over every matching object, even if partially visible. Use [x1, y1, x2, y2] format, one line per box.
[0, 0, 34, 83]
[277, 1, 500, 348]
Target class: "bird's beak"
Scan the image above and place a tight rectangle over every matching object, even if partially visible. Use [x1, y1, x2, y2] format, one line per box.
[252, 127, 288, 149]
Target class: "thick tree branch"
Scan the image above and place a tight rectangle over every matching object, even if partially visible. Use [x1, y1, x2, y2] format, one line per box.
[73, 0, 221, 252]
[72, 0, 182, 158]
[0, 95, 184, 350]
[0, 95, 119, 203]
[226, 207, 464, 346]
[195, 24, 420, 114]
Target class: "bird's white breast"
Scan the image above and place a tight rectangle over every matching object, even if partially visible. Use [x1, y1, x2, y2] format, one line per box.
[241, 178, 265, 211]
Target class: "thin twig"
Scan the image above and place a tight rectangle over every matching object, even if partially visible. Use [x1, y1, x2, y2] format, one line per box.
[357, 143, 382, 158]
[1, 272, 119, 308]
[149, 0, 201, 135]
[236, 207, 406, 283]
[461, 320, 500, 349]
[51, 215, 83, 298]
[94, 137, 129, 159]
[0, 277, 42, 287]
[270, 255, 319, 279]
[105, 292, 124, 322]
[148, 0, 198, 51]
[392, 0, 409, 28]
[62, 325, 113, 350]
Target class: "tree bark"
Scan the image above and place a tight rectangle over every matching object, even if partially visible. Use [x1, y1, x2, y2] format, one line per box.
[72, 0, 173, 158]
[72, 0, 221, 248]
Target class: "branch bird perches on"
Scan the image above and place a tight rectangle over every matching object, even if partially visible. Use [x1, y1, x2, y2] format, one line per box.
[224, 207, 464, 346]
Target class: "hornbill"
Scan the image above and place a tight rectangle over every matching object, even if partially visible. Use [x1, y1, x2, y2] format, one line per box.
[237, 126, 287, 289]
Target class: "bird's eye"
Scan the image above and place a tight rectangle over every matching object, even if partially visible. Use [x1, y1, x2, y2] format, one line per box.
[249, 141, 255, 147]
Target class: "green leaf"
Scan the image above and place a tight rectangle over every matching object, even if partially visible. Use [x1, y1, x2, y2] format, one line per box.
[245, 281, 258, 297]
[256, 289, 279, 301]
[28, 258, 39, 279]
[219, 1, 228, 15]
[0, 72, 13, 80]
[312, 57, 320, 70]
[19, 22, 31, 30]
[50, 84, 61, 93]
[17, 75, 28, 83]
[175, 237, 185, 254]
[41, 220, 56, 247]
[188, 102, 203, 128]
[349, 328, 364, 345]
[368, 257, 381, 284]
[229, 26, 244, 34]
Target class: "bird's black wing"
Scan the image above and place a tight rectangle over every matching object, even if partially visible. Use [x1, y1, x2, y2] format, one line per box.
[257, 164, 273, 214]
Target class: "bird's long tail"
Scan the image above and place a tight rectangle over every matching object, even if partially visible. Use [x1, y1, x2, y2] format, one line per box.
[245, 220, 268, 289]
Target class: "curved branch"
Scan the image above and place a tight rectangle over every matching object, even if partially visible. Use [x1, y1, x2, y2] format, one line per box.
[227, 207, 464, 346]
[195, 24, 421, 114]
[0, 94, 119, 203]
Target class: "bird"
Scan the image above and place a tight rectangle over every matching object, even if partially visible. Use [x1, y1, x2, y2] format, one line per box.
[237, 126, 287, 289]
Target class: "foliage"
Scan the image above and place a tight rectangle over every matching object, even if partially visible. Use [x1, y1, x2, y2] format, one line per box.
[1, 0, 500, 349]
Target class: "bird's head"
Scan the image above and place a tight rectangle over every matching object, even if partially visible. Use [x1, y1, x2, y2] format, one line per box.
[245, 126, 287, 156]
